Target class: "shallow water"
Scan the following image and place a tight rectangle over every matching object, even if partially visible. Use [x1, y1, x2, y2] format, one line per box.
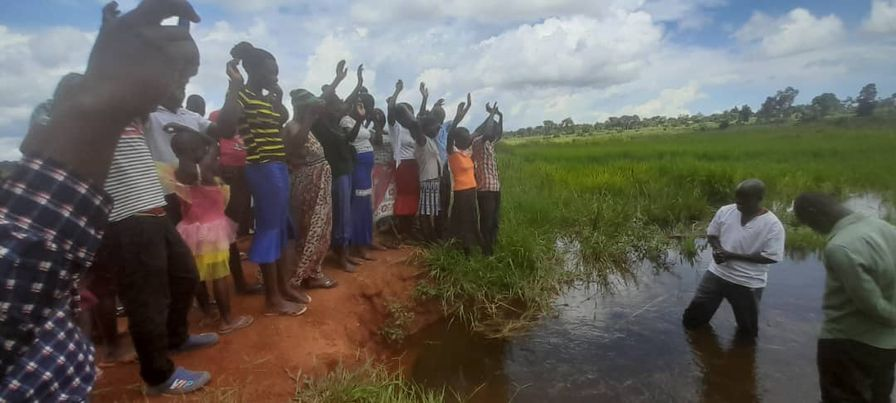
[410, 246, 831, 402]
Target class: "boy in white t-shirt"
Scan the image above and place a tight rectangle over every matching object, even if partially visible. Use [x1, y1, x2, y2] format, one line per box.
[683, 179, 786, 339]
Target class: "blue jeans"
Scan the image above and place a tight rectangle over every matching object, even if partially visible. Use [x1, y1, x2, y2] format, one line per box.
[682, 271, 764, 338]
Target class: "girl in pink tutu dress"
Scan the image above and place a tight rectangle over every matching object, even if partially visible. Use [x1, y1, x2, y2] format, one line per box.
[172, 132, 254, 334]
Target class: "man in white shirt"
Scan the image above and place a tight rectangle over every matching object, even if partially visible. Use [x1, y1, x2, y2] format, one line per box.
[683, 179, 786, 339]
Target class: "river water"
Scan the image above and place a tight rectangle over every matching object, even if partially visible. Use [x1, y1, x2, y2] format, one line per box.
[409, 195, 893, 402]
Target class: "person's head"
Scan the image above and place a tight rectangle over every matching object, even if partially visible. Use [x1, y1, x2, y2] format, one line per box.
[420, 115, 441, 138]
[371, 108, 386, 130]
[186, 94, 206, 116]
[161, 83, 187, 112]
[395, 102, 415, 128]
[53, 73, 84, 102]
[171, 131, 213, 165]
[230, 41, 278, 90]
[452, 127, 472, 150]
[290, 89, 325, 122]
[430, 105, 446, 125]
[358, 93, 375, 117]
[794, 193, 852, 235]
[734, 179, 766, 216]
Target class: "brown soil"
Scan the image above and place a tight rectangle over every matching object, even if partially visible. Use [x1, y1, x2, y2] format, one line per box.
[91, 244, 441, 402]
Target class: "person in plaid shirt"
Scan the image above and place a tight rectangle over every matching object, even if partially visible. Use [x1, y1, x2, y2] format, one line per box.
[471, 103, 503, 256]
[0, 0, 202, 400]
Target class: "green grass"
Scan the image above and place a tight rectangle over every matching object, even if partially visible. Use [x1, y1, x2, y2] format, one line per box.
[293, 362, 447, 403]
[423, 117, 896, 335]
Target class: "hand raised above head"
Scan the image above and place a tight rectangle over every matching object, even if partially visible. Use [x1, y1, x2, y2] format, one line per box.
[87, 0, 201, 117]
[335, 60, 348, 80]
[395, 79, 404, 93]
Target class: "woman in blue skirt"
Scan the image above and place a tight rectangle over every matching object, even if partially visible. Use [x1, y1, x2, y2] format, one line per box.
[229, 42, 307, 316]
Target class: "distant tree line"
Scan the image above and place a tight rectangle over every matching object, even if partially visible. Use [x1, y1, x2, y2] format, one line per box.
[507, 83, 896, 137]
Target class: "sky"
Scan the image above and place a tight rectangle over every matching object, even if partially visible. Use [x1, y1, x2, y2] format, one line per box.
[0, 0, 894, 160]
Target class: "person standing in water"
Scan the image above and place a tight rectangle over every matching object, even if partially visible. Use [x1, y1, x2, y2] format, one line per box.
[794, 193, 896, 403]
[228, 41, 307, 316]
[682, 179, 785, 339]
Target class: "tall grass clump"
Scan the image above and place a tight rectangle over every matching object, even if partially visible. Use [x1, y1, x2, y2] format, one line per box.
[294, 362, 447, 403]
[422, 117, 896, 335]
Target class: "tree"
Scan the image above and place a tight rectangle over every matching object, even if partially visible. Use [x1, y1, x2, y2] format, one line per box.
[756, 87, 799, 122]
[810, 93, 841, 118]
[560, 117, 574, 127]
[738, 105, 753, 123]
[856, 83, 878, 117]
[543, 120, 557, 130]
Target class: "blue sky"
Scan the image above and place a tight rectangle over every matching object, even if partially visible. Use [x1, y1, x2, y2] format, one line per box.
[0, 0, 894, 160]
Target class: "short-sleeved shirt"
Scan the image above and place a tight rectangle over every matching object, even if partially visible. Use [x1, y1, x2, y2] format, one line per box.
[448, 151, 477, 191]
[105, 122, 168, 222]
[706, 204, 786, 288]
[390, 122, 416, 163]
[237, 88, 286, 164]
[472, 136, 500, 192]
[415, 137, 441, 181]
[145, 106, 212, 165]
[340, 116, 374, 154]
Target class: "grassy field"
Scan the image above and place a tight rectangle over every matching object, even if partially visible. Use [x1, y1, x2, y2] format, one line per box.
[421, 117, 896, 336]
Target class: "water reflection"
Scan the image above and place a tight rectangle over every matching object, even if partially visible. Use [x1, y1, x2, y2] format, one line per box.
[410, 245, 827, 402]
[687, 326, 758, 403]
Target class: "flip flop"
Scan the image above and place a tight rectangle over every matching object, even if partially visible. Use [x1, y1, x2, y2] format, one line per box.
[218, 315, 255, 335]
[264, 304, 307, 317]
[304, 277, 338, 290]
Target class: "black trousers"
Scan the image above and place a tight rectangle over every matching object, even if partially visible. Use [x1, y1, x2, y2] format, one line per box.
[451, 189, 480, 253]
[437, 165, 452, 239]
[682, 271, 764, 338]
[818, 339, 896, 403]
[477, 191, 501, 256]
[103, 215, 199, 386]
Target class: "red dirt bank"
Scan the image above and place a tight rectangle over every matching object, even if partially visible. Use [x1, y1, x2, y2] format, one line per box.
[91, 247, 440, 402]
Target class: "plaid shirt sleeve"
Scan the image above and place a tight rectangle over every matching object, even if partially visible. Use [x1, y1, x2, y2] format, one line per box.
[0, 157, 111, 402]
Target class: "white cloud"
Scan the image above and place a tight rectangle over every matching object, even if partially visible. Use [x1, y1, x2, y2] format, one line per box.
[864, 0, 896, 34]
[0, 137, 23, 161]
[0, 25, 94, 138]
[735, 9, 846, 57]
[470, 13, 663, 89]
[625, 83, 706, 117]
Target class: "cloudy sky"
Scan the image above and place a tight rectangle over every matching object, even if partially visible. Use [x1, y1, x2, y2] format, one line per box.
[1, 0, 894, 160]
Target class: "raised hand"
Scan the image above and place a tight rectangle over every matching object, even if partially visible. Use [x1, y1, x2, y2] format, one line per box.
[420, 82, 429, 98]
[87, 0, 201, 116]
[434, 98, 446, 109]
[269, 83, 284, 103]
[466, 93, 472, 112]
[226, 59, 243, 85]
[356, 64, 364, 83]
[102, 1, 121, 24]
[335, 60, 348, 81]
[486, 102, 493, 113]
[395, 79, 404, 94]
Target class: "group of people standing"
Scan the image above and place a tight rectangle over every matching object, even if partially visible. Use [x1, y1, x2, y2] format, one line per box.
[1, 0, 505, 395]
